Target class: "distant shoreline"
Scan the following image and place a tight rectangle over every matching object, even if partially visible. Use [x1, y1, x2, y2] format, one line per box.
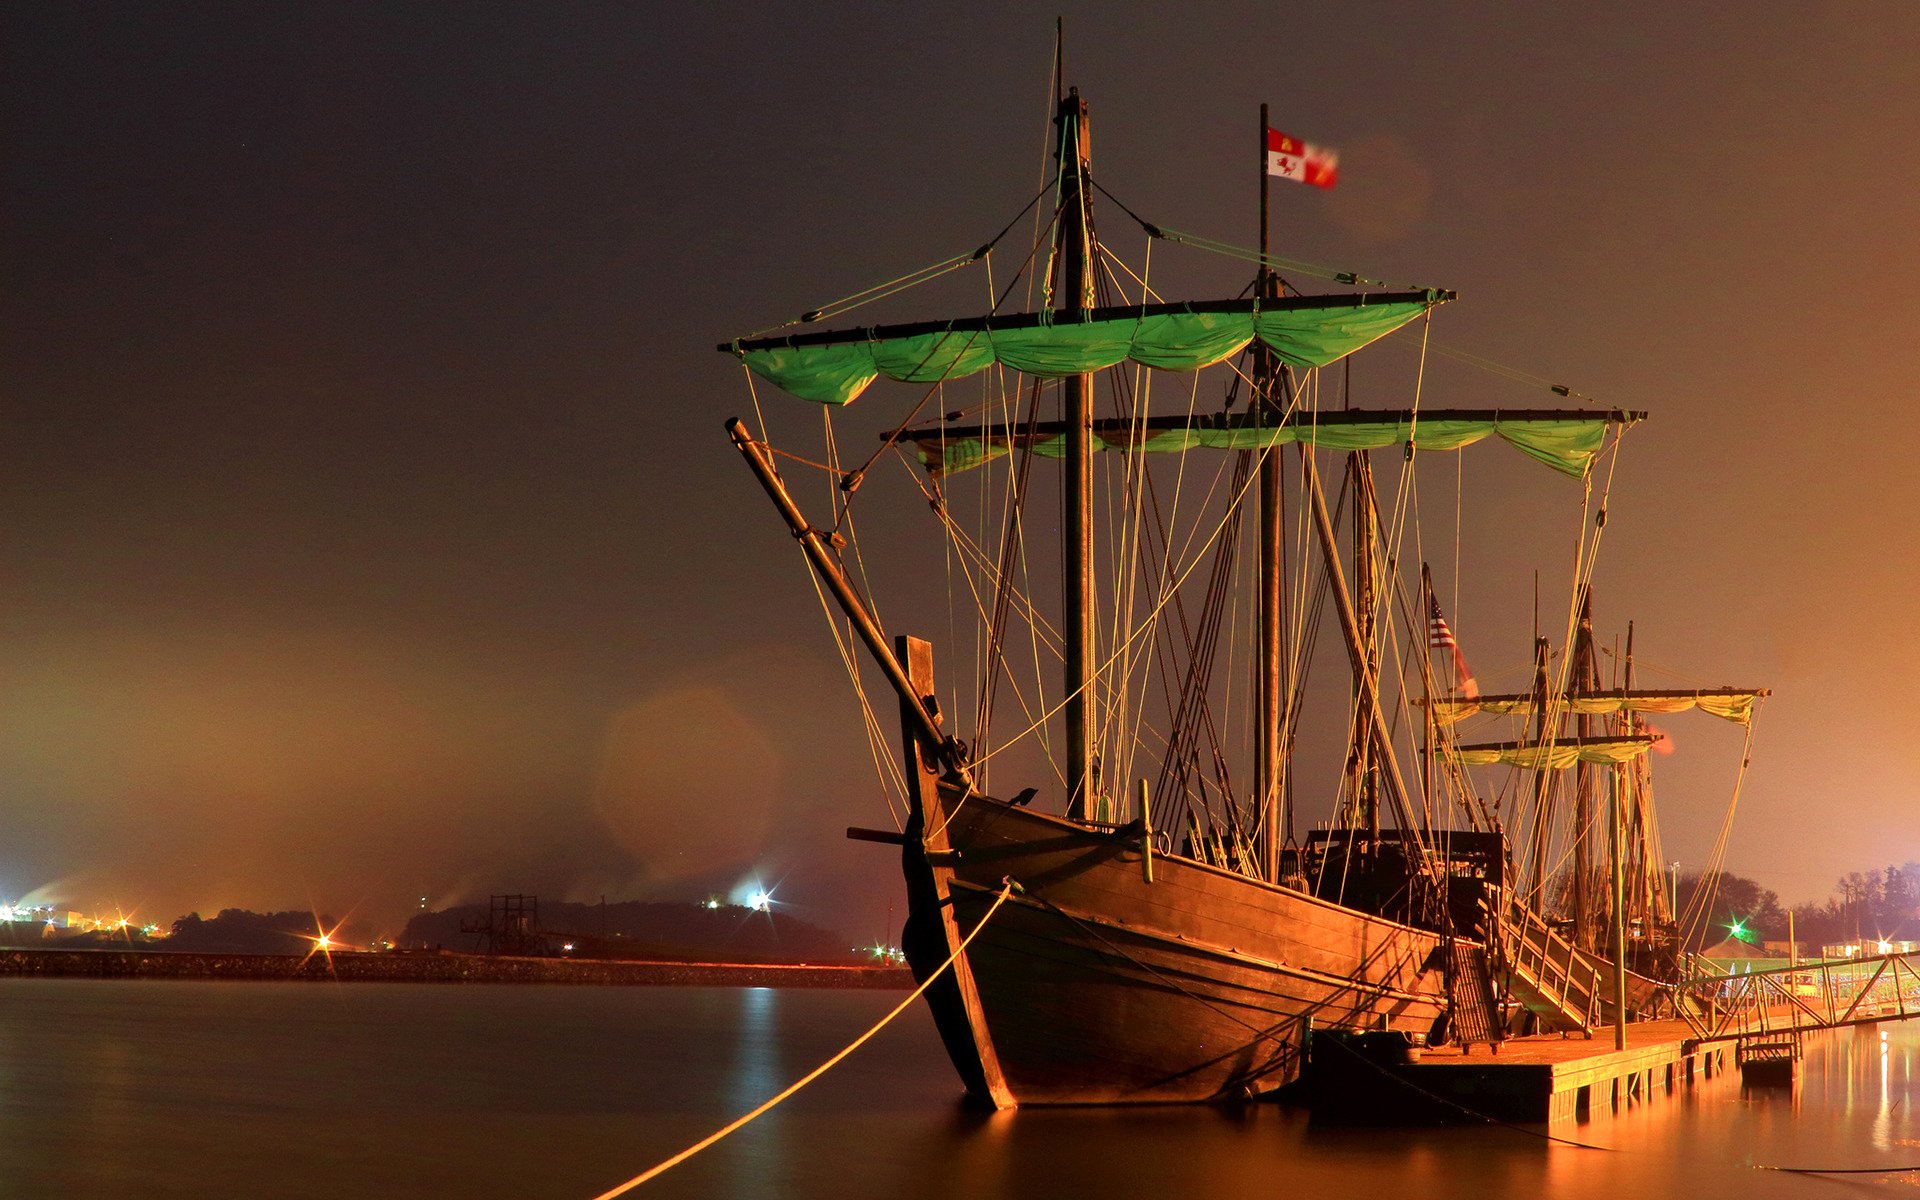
[0, 947, 914, 989]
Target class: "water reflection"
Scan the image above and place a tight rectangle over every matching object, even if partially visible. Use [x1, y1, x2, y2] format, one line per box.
[730, 986, 780, 1109]
[15, 982, 1920, 1198]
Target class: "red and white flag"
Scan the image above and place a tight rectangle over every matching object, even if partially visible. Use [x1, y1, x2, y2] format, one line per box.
[1428, 595, 1479, 698]
[1267, 128, 1339, 189]
[1644, 720, 1676, 756]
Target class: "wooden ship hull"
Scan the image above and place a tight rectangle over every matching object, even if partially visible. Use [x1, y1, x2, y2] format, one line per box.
[900, 783, 1448, 1106]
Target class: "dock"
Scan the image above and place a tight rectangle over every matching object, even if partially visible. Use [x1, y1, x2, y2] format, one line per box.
[1306, 1019, 1731, 1124]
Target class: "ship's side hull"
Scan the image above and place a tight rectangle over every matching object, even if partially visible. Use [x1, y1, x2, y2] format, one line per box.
[904, 784, 1450, 1106]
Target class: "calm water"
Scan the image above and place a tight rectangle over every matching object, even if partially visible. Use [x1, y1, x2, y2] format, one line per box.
[2, 979, 1918, 1198]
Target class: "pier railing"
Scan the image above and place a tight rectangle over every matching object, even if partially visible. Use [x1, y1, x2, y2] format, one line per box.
[1670, 950, 1920, 1043]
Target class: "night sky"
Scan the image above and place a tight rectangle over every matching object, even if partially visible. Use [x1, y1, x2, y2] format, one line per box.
[5, 2, 1917, 937]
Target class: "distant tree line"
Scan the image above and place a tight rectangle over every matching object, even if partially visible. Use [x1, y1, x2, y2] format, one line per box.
[1677, 863, 1920, 951]
[401, 899, 859, 964]
[167, 909, 335, 955]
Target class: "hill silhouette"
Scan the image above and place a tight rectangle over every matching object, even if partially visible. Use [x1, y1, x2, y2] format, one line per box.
[166, 909, 340, 955]
[401, 899, 858, 964]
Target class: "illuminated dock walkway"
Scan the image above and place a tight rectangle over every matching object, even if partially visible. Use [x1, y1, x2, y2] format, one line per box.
[1307, 1018, 1732, 1125]
[1313, 949, 1920, 1125]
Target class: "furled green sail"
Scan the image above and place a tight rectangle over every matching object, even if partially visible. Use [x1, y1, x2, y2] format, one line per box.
[906, 408, 1643, 480]
[1426, 689, 1765, 728]
[1447, 737, 1656, 770]
[722, 293, 1447, 407]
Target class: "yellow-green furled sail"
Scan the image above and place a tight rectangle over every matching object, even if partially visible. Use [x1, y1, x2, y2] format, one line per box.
[1448, 737, 1657, 770]
[1427, 689, 1764, 727]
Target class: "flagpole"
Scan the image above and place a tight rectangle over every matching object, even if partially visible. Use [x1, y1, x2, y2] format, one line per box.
[1257, 103, 1284, 883]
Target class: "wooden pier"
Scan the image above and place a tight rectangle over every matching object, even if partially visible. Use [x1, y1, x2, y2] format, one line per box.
[1306, 1019, 1731, 1124]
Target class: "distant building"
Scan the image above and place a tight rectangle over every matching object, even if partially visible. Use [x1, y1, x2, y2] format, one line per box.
[1819, 938, 1919, 960]
[1699, 934, 1791, 972]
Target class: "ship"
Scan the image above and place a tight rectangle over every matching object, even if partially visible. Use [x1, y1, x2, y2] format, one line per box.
[715, 73, 1764, 1106]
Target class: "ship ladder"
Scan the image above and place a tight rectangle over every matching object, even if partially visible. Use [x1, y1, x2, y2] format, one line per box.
[1446, 942, 1505, 1052]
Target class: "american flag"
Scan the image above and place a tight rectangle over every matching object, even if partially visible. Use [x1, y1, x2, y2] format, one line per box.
[1428, 595, 1458, 650]
[1428, 595, 1479, 698]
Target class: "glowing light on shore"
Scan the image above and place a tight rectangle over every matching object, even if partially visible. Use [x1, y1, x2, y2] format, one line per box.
[302, 917, 348, 962]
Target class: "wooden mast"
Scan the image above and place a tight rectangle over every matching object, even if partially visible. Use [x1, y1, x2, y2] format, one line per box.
[1057, 87, 1097, 821]
[1571, 590, 1596, 949]
[1350, 451, 1379, 840]
[1609, 754, 1629, 1049]
[1418, 564, 1439, 832]
[1301, 448, 1429, 865]
[1525, 635, 1552, 911]
[1257, 103, 1284, 881]
[1622, 619, 1648, 936]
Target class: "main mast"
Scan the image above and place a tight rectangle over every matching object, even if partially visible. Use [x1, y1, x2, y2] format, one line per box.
[1057, 87, 1097, 820]
[1256, 103, 1284, 879]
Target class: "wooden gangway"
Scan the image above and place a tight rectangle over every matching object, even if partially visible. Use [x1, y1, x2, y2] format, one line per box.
[1496, 900, 1668, 1033]
[1498, 901, 1605, 1032]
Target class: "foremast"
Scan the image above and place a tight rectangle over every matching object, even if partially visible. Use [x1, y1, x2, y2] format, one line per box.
[1056, 87, 1097, 821]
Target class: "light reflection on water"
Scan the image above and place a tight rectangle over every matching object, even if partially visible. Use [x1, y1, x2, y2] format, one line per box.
[4, 979, 1920, 1198]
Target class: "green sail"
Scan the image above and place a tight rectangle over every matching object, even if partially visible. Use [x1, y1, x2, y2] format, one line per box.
[726, 294, 1444, 406]
[910, 411, 1637, 479]
[1448, 737, 1656, 769]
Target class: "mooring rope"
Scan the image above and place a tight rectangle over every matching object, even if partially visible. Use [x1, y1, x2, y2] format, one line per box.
[1755, 1162, 1920, 1175]
[588, 880, 1018, 1199]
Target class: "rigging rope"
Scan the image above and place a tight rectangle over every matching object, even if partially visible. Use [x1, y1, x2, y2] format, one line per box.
[1508, 425, 1630, 909]
[968, 419, 1282, 774]
[844, 202, 1064, 493]
[587, 881, 1018, 1199]
[735, 253, 975, 342]
[1083, 181, 1606, 407]
[1082, 179, 1414, 293]
[1677, 719, 1759, 949]
[736, 180, 1056, 341]
[1378, 327, 1605, 404]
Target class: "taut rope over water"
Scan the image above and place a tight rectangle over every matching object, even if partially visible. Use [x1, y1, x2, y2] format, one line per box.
[587, 880, 1019, 1198]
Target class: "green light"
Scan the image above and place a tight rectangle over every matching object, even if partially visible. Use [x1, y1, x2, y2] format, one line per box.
[1728, 919, 1746, 939]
